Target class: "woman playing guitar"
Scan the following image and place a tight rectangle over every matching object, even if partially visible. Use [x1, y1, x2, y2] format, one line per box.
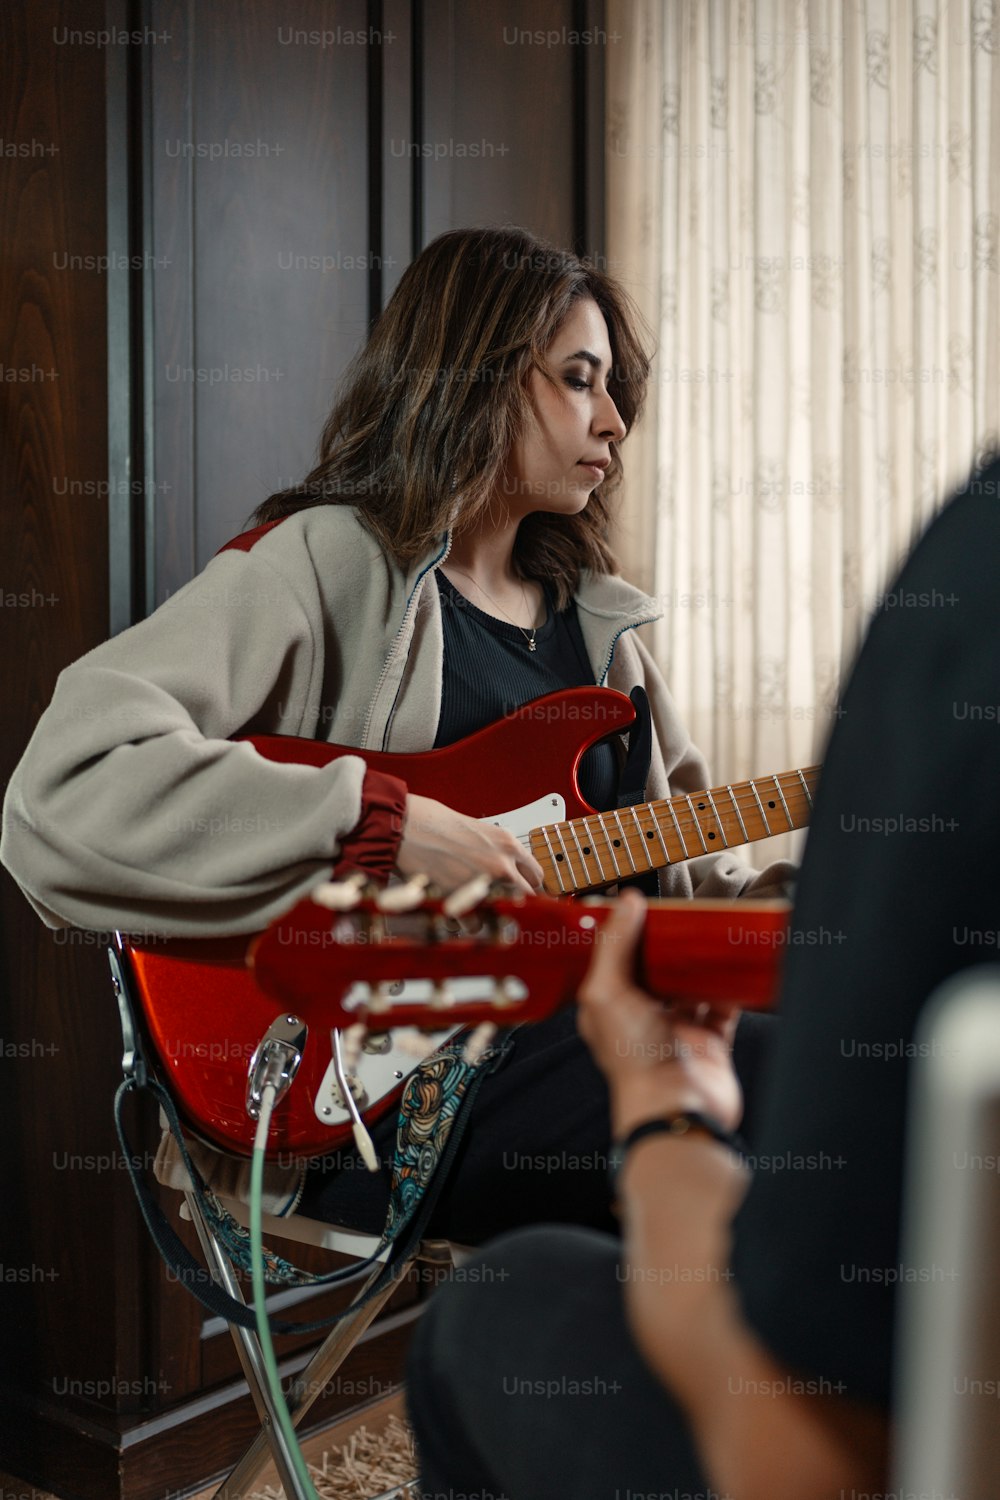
[1, 226, 793, 1241]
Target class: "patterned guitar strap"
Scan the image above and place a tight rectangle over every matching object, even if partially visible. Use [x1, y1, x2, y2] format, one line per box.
[185, 1028, 515, 1325]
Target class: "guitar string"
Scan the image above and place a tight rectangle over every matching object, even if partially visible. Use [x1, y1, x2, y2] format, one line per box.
[511, 775, 819, 861]
[515, 805, 815, 863]
[509, 776, 819, 849]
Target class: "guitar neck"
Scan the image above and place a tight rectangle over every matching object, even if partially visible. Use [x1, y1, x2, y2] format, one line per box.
[531, 766, 820, 895]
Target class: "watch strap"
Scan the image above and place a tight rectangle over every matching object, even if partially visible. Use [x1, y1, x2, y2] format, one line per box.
[608, 1110, 743, 1196]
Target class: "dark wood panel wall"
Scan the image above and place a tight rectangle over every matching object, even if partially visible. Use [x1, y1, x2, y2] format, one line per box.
[0, 1, 606, 1495]
[146, 0, 602, 601]
[0, 0, 136, 1430]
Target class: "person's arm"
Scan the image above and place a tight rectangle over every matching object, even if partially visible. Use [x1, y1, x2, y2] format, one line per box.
[577, 892, 888, 1500]
[334, 778, 544, 894]
[1, 543, 540, 936]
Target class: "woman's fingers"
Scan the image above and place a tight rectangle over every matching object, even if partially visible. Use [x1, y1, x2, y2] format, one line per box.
[396, 794, 545, 893]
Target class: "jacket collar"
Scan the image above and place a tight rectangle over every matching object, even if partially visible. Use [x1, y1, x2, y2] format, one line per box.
[411, 535, 663, 685]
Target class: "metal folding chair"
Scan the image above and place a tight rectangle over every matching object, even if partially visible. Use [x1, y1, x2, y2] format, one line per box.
[179, 1179, 450, 1497]
[109, 931, 455, 1500]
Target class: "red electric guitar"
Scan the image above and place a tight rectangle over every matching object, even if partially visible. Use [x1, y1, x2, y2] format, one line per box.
[245, 686, 819, 896]
[115, 888, 791, 1162]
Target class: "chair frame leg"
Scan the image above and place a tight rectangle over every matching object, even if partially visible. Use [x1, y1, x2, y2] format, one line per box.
[185, 1189, 314, 1498]
[219, 1266, 404, 1500]
[182, 1190, 426, 1499]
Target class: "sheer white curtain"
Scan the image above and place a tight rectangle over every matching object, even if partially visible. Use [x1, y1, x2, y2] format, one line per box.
[606, 0, 1000, 815]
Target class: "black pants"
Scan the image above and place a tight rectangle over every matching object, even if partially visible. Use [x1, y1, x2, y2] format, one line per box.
[297, 1009, 776, 1244]
[406, 1225, 715, 1500]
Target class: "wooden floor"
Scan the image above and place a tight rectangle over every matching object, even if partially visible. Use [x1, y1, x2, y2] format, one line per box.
[0, 1389, 407, 1500]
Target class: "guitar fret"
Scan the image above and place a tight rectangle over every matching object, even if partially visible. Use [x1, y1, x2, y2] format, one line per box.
[552, 824, 578, 887]
[611, 809, 638, 873]
[532, 763, 818, 895]
[629, 806, 655, 867]
[592, 814, 625, 879]
[705, 790, 728, 848]
[580, 816, 609, 883]
[684, 795, 710, 854]
[646, 807, 672, 866]
[772, 775, 793, 829]
[666, 800, 690, 858]
[566, 822, 593, 885]
[727, 784, 749, 842]
[541, 826, 567, 893]
[748, 779, 771, 836]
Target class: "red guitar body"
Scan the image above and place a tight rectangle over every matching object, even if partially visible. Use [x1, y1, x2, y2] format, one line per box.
[246, 688, 817, 896]
[247, 684, 634, 819]
[121, 894, 790, 1163]
[114, 687, 811, 1162]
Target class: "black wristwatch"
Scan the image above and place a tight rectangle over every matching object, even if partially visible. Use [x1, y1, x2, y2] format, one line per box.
[608, 1110, 744, 1196]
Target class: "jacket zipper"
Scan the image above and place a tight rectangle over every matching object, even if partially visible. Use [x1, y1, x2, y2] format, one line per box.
[360, 533, 452, 751]
[596, 614, 659, 685]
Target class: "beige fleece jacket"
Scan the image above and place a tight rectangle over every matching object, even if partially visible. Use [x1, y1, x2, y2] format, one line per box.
[1, 505, 793, 936]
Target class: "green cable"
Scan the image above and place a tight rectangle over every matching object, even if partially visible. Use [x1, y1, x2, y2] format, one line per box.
[250, 1083, 321, 1500]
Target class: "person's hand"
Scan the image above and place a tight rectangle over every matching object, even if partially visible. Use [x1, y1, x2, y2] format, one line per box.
[396, 793, 545, 895]
[577, 889, 743, 1136]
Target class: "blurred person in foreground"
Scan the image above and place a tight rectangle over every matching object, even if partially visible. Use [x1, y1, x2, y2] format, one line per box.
[408, 459, 1000, 1499]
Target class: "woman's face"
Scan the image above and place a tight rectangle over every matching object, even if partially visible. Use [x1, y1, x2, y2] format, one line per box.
[503, 296, 628, 517]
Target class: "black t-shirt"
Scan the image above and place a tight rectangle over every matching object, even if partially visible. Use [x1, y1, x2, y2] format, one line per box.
[732, 464, 1000, 1407]
[433, 570, 621, 812]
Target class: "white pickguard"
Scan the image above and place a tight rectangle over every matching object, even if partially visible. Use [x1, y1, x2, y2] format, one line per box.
[312, 1021, 458, 1128]
[310, 791, 564, 1131]
[479, 790, 565, 838]
[313, 976, 530, 1128]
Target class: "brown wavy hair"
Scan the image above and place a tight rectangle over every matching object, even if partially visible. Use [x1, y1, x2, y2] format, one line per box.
[253, 225, 652, 607]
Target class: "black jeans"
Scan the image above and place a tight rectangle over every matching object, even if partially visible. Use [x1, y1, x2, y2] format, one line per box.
[297, 1009, 776, 1245]
[406, 1224, 717, 1500]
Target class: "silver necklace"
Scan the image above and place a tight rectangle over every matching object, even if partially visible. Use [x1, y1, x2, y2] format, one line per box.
[446, 568, 540, 651]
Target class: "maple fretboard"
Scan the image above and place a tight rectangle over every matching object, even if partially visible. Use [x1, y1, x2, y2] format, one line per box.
[529, 767, 819, 894]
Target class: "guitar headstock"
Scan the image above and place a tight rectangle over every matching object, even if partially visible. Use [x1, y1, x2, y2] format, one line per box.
[248, 876, 594, 1033]
[248, 876, 790, 1033]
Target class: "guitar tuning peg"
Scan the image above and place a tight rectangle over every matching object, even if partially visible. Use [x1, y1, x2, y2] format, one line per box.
[462, 1021, 498, 1066]
[491, 976, 520, 1009]
[443, 873, 492, 918]
[311, 872, 368, 911]
[393, 1026, 440, 1061]
[376, 874, 432, 913]
[428, 981, 452, 1010]
[340, 1021, 367, 1073]
[370, 979, 405, 1014]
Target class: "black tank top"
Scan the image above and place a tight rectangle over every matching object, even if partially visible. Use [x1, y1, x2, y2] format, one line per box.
[432, 570, 620, 811]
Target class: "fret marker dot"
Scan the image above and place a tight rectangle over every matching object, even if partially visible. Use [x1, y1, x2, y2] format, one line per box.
[555, 853, 564, 862]
[613, 839, 621, 847]
[708, 832, 716, 840]
[767, 800, 775, 809]
[582, 846, 591, 856]
[646, 830, 654, 840]
[698, 802, 706, 810]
